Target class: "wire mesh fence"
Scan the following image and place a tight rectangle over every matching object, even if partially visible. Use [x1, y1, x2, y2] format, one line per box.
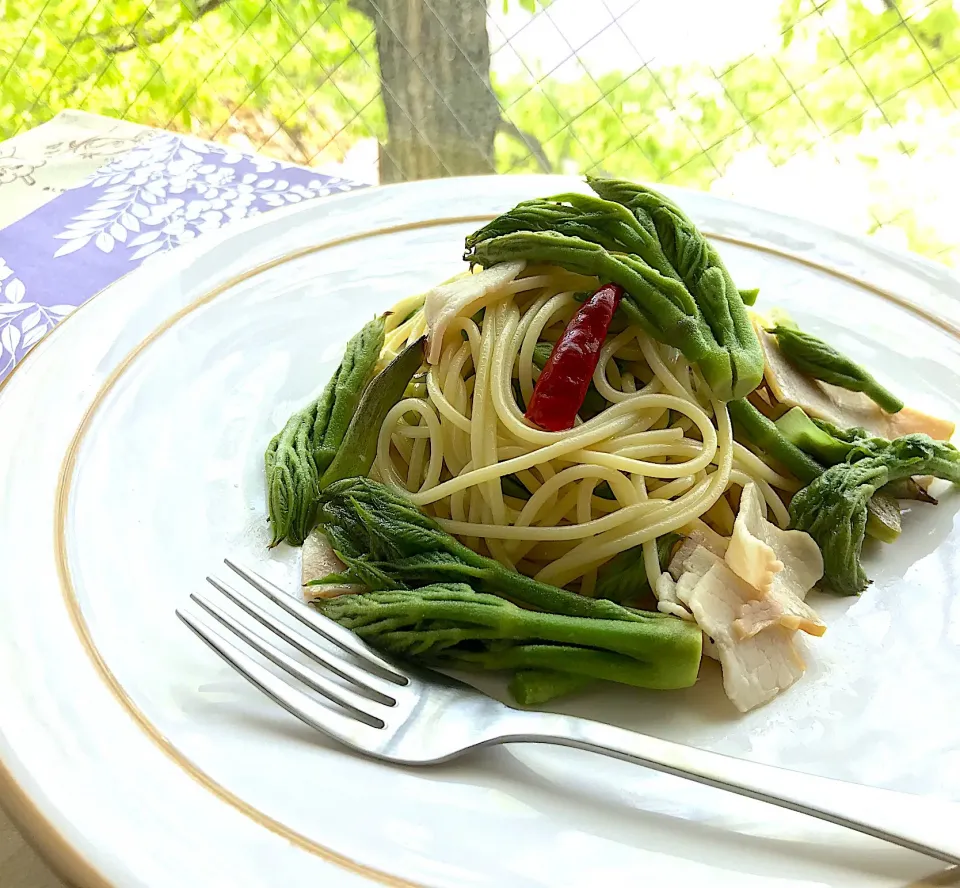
[2, 0, 959, 265]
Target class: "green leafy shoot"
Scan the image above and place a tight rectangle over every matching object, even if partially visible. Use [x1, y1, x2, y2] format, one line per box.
[508, 670, 595, 706]
[595, 534, 680, 604]
[775, 407, 876, 466]
[771, 325, 904, 414]
[313, 476, 688, 623]
[264, 315, 385, 547]
[464, 179, 763, 401]
[728, 399, 823, 483]
[789, 434, 960, 594]
[315, 583, 703, 694]
[319, 336, 425, 488]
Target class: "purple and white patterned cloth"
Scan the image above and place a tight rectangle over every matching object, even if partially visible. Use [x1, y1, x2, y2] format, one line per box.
[0, 128, 361, 381]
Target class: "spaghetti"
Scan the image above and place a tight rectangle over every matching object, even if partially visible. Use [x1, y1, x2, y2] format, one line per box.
[373, 264, 791, 592]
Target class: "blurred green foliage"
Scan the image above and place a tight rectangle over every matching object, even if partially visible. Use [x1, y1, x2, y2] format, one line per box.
[0, 0, 381, 162]
[1, 0, 959, 262]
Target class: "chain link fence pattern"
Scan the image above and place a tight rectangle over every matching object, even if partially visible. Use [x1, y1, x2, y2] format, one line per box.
[2, 0, 959, 265]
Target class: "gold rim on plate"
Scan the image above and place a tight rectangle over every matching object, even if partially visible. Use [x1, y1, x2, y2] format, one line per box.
[0, 214, 953, 888]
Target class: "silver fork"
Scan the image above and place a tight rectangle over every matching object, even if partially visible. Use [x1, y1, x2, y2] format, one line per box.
[177, 559, 960, 867]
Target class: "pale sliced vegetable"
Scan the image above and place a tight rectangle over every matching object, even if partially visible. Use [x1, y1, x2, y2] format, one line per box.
[725, 500, 783, 595]
[725, 483, 825, 637]
[665, 543, 723, 619]
[678, 562, 806, 713]
[660, 539, 725, 619]
[657, 570, 720, 655]
[665, 484, 825, 709]
[424, 260, 525, 364]
[866, 492, 902, 543]
[654, 573, 695, 620]
[675, 572, 702, 607]
[883, 406, 956, 441]
[668, 524, 728, 580]
[753, 319, 955, 441]
[301, 530, 364, 600]
[702, 634, 721, 661]
[688, 520, 730, 557]
[684, 544, 725, 580]
[734, 598, 785, 639]
[668, 536, 702, 581]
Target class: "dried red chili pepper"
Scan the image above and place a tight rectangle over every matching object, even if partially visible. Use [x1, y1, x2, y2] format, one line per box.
[525, 283, 624, 432]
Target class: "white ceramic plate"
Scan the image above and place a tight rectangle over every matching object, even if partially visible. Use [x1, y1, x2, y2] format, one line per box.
[1, 176, 959, 888]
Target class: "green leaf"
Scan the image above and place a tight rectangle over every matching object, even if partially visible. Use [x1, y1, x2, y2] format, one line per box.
[771, 325, 904, 413]
[775, 407, 861, 465]
[595, 534, 679, 603]
[319, 336, 425, 488]
[265, 315, 385, 546]
[315, 581, 702, 692]
[790, 434, 960, 594]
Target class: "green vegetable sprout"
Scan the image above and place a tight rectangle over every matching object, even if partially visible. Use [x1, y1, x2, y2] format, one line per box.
[728, 399, 823, 484]
[264, 315, 385, 546]
[775, 407, 874, 466]
[316, 476, 670, 622]
[594, 534, 680, 604]
[310, 477, 703, 701]
[316, 584, 702, 694]
[789, 434, 960, 595]
[319, 337, 425, 488]
[264, 320, 423, 547]
[771, 325, 904, 414]
[463, 178, 763, 401]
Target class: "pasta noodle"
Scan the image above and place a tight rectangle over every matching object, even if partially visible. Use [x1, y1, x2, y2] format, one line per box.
[373, 265, 792, 591]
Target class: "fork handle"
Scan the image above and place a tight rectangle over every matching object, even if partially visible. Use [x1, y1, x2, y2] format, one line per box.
[504, 711, 960, 866]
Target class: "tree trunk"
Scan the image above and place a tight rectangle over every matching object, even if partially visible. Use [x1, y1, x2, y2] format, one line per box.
[355, 0, 500, 182]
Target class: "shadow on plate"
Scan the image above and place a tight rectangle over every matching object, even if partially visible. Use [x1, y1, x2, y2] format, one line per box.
[226, 687, 953, 886]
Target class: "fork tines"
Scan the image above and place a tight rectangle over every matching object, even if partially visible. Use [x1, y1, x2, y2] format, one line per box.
[176, 560, 406, 739]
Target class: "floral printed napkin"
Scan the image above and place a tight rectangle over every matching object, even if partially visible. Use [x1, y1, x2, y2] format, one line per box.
[0, 119, 361, 382]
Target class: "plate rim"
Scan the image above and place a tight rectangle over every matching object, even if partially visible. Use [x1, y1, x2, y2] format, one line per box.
[1, 175, 958, 888]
